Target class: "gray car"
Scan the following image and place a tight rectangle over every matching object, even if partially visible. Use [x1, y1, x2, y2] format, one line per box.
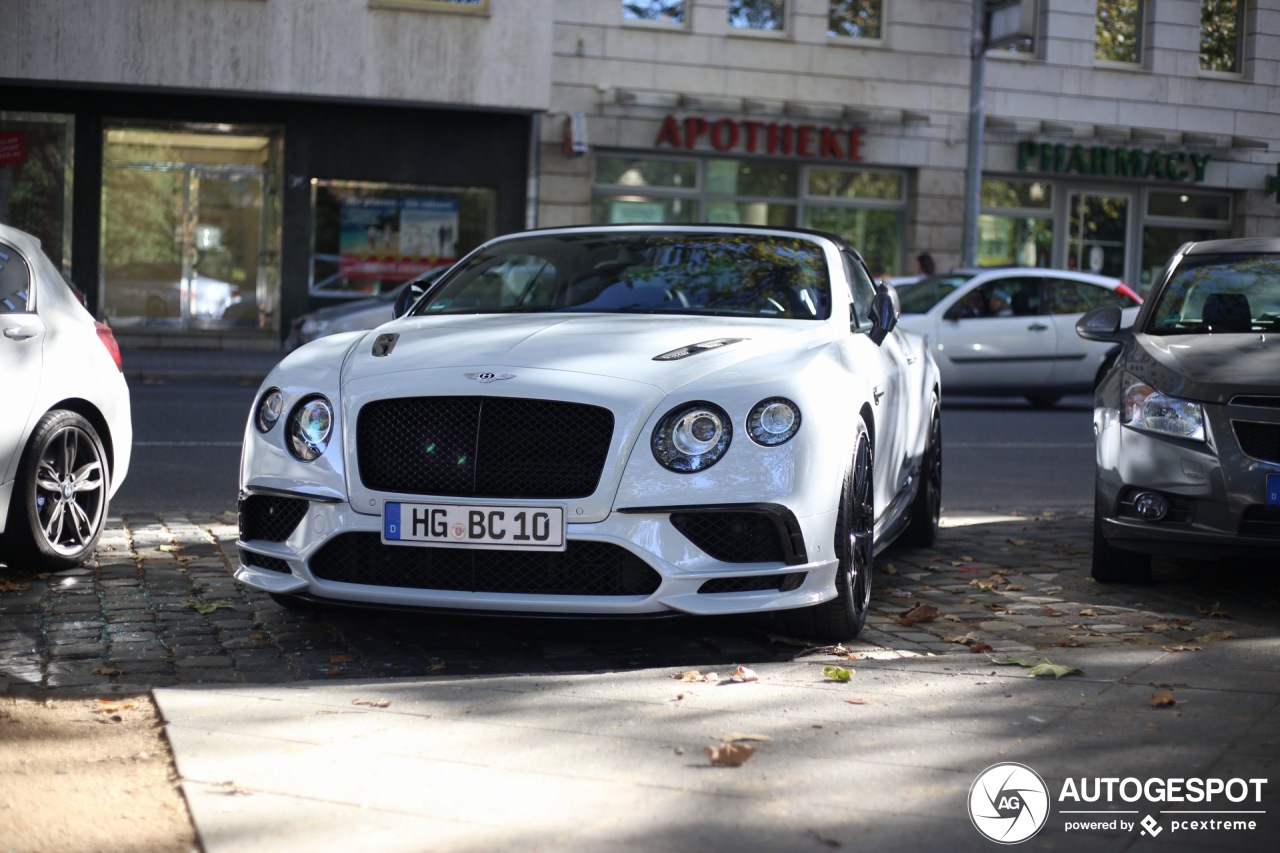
[1078, 237, 1280, 582]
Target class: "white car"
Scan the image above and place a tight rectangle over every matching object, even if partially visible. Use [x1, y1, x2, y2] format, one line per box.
[896, 268, 1142, 406]
[236, 225, 941, 640]
[1, 224, 133, 570]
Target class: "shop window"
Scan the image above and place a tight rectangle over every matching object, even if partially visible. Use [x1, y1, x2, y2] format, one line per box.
[590, 155, 905, 276]
[0, 112, 74, 274]
[623, 1, 685, 23]
[729, 0, 785, 31]
[708, 160, 796, 197]
[827, 0, 881, 39]
[101, 126, 282, 331]
[1200, 0, 1244, 73]
[809, 169, 901, 201]
[979, 179, 1052, 268]
[1096, 0, 1143, 64]
[311, 180, 495, 298]
[1148, 191, 1229, 221]
[804, 207, 901, 281]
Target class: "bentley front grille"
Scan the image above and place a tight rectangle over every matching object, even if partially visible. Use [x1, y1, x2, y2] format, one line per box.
[309, 533, 661, 596]
[357, 396, 614, 499]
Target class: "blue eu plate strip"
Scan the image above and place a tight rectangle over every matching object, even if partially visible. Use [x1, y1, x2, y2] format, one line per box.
[385, 501, 401, 539]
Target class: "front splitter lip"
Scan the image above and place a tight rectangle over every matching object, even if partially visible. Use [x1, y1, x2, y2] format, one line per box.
[1099, 515, 1278, 561]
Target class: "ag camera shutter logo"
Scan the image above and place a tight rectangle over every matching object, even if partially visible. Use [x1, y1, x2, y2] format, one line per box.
[969, 762, 1051, 844]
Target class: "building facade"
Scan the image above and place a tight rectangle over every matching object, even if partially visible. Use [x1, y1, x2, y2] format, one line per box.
[2, 0, 1277, 346]
[542, 0, 1280, 292]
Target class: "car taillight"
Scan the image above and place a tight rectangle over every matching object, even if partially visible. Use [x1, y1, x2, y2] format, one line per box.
[94, 321, 124, 372]
[1116, 282, 1143, 305]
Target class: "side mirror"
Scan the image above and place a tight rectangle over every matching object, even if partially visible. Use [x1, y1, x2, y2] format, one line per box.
[867, 283, 900, 345]
[392, 280, 427, 319]
[1076, 305, 1125, 342]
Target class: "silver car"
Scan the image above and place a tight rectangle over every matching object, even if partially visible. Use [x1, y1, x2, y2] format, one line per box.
[285, 268, 447, 351]
[1079, 237, 1280, 582]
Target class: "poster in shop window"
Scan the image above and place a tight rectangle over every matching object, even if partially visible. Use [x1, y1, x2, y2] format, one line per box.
[338, 196, 458, 280]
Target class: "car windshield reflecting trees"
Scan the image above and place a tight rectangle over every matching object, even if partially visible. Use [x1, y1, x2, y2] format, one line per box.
[413, 232, 833, 319]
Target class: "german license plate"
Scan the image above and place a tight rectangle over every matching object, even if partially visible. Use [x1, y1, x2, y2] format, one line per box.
[383, 501, 565, 551]
[1268, 474, 1280, 507]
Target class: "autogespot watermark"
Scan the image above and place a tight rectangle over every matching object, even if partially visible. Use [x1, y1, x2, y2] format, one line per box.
[967, 763, 1269, 844]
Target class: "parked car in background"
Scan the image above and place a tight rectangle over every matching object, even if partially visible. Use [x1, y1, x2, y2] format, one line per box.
[236, 224, 941, 641]
[103, 260, 240, 320]
[284, 267, 448, 351]
[1079, 237, 1280, 582]
[1, 224, 132, 570]
[895, 268, 1142, 406]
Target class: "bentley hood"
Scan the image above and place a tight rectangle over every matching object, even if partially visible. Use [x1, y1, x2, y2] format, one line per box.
[338, 313, 828, 394]
[1133, 333, 1280, 403]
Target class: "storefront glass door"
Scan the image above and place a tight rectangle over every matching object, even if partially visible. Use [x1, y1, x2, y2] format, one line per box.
[100, 127, 279, 331]
[1067, 191, 1130, 280]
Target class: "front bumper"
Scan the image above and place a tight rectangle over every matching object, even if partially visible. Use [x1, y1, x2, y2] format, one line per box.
[1095, 400, 1280, 560]
[235, 493, 842, 617]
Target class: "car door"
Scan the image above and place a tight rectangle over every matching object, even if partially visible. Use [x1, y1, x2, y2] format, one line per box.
[1, 239, 45, 487]
[930, 274, 1053, 392]
[1045, 277, 1141, 388]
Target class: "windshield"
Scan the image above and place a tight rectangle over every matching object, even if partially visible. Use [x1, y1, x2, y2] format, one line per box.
[1147, 253, 1280, 335]
[896, 273, 977, 314]
[411, 232, 832, 320]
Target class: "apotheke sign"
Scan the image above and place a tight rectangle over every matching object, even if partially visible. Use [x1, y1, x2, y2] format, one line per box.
[655, 115, 864, 161]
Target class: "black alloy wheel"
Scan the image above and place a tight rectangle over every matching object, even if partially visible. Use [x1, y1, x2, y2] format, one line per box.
[6, 410, 110, 570]
[903, 395, 941, 547]
[783, 418, 874, 641]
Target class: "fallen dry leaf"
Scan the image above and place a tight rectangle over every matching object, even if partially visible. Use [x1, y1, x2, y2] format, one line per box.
[969, 642, 994, 654]
[898, 602, 940, 626]
[1079, 608, 1099, 617]
[1162, 644, 1202, 653]
[329, 654, 355, 663]
[730, 665, 759, 683]
[91, 666, 124, 677]
[1197, 630, 1237, 642]
[1149, 692, 1177, 708]
[0, 578, 30, 592]
[1041, 606, 1063, 617]
[844, 698, 867, 705]
[352, 698, 391, 708]
[705, 742, 756, 767]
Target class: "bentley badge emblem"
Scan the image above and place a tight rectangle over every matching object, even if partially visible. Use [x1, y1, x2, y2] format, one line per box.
[465, 371, 516, 383]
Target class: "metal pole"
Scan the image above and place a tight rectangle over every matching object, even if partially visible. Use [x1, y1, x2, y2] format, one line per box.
[962, 1, 987, 268]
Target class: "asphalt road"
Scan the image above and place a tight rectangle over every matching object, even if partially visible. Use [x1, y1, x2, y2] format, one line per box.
[113, 380, 1098, 516]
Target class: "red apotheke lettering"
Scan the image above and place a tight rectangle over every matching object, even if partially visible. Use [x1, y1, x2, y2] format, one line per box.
[655, 115, 863, 161]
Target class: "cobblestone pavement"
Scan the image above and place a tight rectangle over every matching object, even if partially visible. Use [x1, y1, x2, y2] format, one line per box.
[2, 507, 1277, 698]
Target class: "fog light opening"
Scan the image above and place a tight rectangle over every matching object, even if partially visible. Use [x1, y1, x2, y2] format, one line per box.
[1132, 491, 1170, 522]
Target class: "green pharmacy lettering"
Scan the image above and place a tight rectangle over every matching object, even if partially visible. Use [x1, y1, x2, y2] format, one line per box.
[1016, 141, 1210, 183]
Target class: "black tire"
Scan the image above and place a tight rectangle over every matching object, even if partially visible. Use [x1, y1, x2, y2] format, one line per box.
[1027, 394, 1063, 408]
[782, 419, 873, 641]
[1091, 496, 1152, 583]
[902, 395, 941, 547]
[6, 410, 110, 571]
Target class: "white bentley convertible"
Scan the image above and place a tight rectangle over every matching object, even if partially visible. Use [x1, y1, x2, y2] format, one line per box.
[237, 225, 941, 640]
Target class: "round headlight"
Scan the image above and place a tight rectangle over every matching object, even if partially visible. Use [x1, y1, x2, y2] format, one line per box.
[255, 388, 284, 433]
[652, 402, 732, 473]
[747, 397, 801, 446]
[287, 395, 333, 461]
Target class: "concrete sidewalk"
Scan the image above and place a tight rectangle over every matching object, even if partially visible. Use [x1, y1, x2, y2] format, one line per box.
[154, 578, 1280, 851]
